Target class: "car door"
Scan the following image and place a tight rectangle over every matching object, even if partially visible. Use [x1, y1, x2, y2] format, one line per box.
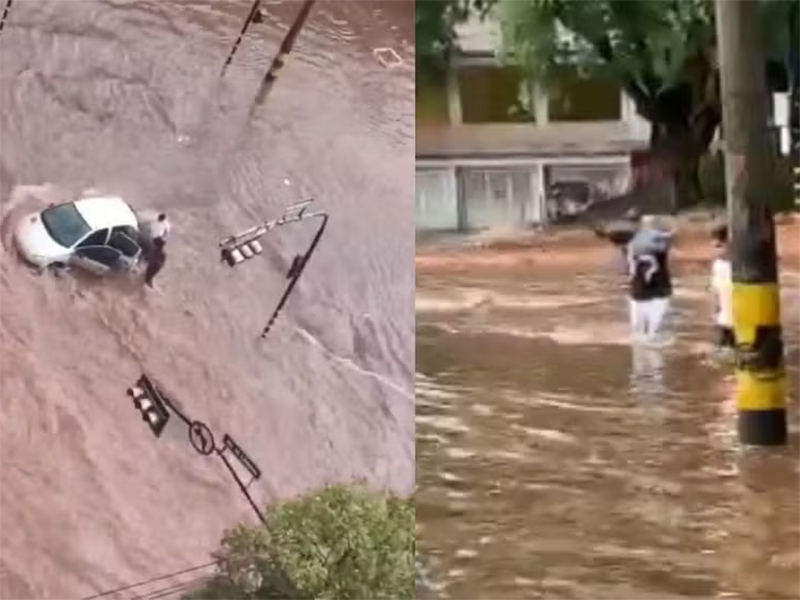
[69, 245, 124, 276]
[108, 226, 142, 271]
[74, 227, 110, 249]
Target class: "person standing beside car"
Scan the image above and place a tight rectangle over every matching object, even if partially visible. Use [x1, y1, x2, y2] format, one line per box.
[143, 237, 167, 288]
[139, 211, 171, 252]
[142, 212, 170, 242]
[150, 213, 171, 243]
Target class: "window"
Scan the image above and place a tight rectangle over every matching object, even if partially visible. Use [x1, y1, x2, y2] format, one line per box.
[75, 246, 122, 268]
[487, 172, 510, 201]
[457, 65, 535, 124]
[108, 227, 140, 258]
[416, 78, 450, 124]
[117, 225, 140, 240]
[40, 203, 91, 248]
[77, 228, 110, 248]
[548, 65, 621, 122]
[462, 170, 487, 203]
[460, 167, 536, 229]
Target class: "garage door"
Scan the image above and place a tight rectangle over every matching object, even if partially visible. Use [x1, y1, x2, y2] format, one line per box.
[416, 168, 458, 231]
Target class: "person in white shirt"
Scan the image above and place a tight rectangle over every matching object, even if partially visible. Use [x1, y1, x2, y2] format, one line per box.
[150, 213, 171, 242]
[710, 224, 735, 348]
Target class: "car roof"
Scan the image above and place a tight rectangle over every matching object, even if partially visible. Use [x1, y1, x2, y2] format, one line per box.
[73, 195, 139, 231]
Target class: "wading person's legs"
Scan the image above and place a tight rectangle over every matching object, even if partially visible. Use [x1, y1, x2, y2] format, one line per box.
[643, 296, 671, 338]
[629, 298, 648, 340]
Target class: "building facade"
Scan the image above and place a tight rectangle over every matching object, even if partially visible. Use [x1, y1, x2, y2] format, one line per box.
[416, 13, 793, 232]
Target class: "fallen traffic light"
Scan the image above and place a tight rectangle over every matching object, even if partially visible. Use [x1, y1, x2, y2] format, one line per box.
[260, 209, 327, 339]
[221, 239, 264, 267]
[127, 375, 171, 437]
[219, 198, 320, 267]
[219, 198, 329, 339]
[124, 372, 267, 525]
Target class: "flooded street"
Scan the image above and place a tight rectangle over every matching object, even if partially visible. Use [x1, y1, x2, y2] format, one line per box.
[416, 268, 800, 600]
[0, 1, 413, 597]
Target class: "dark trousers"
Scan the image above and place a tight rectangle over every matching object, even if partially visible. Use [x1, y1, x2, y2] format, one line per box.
[144, 254, 165, 286]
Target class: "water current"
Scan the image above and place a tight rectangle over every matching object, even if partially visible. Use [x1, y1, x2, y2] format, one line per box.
[0, 1, 414, 597]
[416, 270, 800, 600]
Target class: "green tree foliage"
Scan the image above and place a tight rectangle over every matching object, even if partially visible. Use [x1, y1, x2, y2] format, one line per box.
[416, 0, 495, 83]
[496, 0, 793, 207]
[186, 484, 415, 600]
[416, 0, 454, 80]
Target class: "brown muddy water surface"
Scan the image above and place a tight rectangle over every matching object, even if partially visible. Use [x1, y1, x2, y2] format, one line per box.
[0, 1, 413, 597]
[416, 266, 799, 600]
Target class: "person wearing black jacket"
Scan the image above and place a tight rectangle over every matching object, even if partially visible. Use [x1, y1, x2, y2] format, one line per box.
[627, 216, 674, 341]
[628, 248, 673, 337]
[593, 211, 675, 340]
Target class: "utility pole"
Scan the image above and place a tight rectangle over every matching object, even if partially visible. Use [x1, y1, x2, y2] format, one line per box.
[790, 0, 800, 206]
[0, 0, 13, 37]
[715, 0, 787, 445]
[252, 0, 317, 108]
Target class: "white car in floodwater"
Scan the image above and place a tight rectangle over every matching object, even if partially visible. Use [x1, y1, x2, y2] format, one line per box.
[14, 194, 144, 276]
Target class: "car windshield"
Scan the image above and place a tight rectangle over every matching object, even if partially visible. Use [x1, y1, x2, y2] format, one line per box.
[40, 203, 92, 248]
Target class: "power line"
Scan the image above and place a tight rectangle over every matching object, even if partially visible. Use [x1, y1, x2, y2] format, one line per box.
[129, 573, 217, 600]
[81, 560, 220, 600]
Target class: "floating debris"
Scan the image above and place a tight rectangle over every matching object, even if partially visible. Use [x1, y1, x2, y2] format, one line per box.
[373, 47, 403, 68]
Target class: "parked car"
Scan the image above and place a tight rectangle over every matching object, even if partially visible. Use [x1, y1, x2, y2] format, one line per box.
[14, 194, 144, 275]
[545, 180, 593, 224]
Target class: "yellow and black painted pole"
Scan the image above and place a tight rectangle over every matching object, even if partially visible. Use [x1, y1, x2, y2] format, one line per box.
[716, 0, 787, 445]
[730, 255, 786, 445]
[794, 165, 800, 208]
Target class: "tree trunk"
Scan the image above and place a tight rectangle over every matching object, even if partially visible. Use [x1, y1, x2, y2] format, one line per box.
[672, 154, 702, 211]
[646, 122, 704, 211]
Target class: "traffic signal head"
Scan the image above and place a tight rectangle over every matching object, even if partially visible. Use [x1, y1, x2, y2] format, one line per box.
[127, 377, 171, 437]
[221, 239, 264, 267]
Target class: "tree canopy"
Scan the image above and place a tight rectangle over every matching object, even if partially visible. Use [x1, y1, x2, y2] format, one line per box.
[416, 0, 494, 81]
[187, 484, 415, 600]
[496, 0, 790, 131]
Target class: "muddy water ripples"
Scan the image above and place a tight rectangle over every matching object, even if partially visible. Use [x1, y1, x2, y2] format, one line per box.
[416, 272, 800, 600]
[0, 1, 413, 597]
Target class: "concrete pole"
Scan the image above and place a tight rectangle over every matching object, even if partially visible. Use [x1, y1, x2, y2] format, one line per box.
[252, 0, 317, 108]
[715, 0, 787, 445]
[790, 0, 800, 207]
[0, 0, 12, 37]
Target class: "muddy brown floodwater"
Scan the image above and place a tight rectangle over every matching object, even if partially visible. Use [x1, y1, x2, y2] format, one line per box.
[0, 1, 414, 598]
[416, 231, 799, 600]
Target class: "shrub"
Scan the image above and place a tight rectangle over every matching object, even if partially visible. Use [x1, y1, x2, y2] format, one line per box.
[186, 484, 415, 600]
